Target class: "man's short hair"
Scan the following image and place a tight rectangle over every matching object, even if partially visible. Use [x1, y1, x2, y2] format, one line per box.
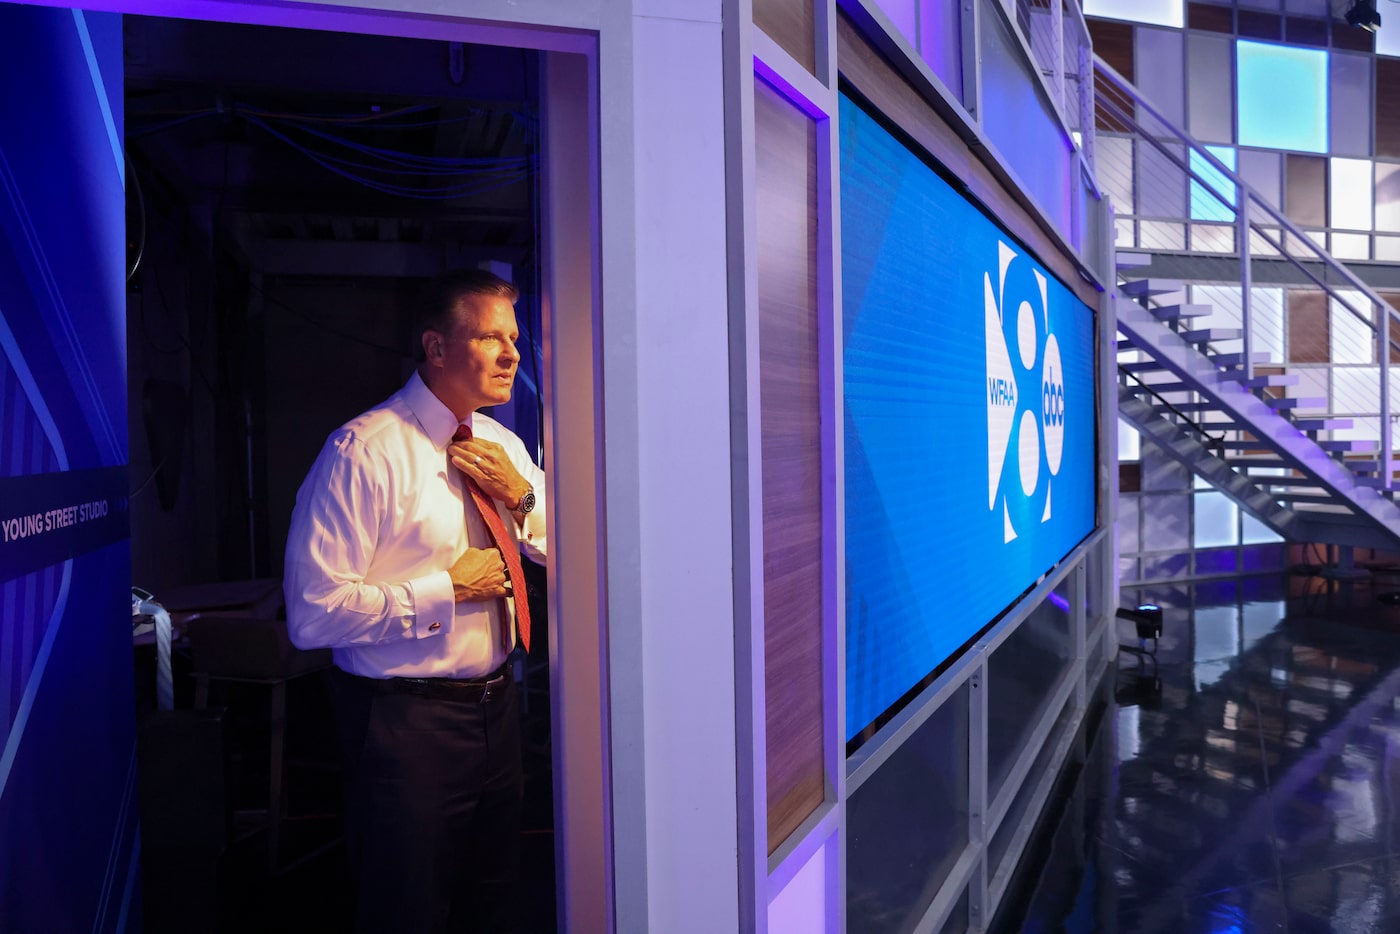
[413, 269, 520, 361]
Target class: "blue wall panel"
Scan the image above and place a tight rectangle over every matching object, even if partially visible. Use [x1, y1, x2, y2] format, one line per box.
[841, 93, 1097, 743]
[0, 6, 138, 931]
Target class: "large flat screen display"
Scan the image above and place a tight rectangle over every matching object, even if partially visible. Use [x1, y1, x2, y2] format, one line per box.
[841, 90, 1097, 745]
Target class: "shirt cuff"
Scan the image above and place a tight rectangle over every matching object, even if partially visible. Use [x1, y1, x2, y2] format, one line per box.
[514, 506, 543, 547]
[406, 571, 455, 639]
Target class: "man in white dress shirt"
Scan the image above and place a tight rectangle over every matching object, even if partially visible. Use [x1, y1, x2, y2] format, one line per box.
[284, 269, 545, 933]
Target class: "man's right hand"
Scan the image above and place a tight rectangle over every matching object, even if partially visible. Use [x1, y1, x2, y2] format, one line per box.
[449, 547, 509, 602]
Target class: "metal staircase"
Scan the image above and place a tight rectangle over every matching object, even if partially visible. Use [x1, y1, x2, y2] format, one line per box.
[1093, 56, 1400, 552]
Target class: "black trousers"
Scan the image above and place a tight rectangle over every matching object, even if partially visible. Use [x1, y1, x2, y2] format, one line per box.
[331, 669, 524, 934]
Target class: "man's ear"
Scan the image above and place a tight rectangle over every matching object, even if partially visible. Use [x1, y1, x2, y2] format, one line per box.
[422, 329, 443, 365]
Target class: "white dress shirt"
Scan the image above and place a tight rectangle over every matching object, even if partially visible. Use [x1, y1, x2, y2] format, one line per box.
[284, 370, 546, 679]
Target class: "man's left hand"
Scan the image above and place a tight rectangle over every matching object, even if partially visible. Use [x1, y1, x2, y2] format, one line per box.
[450, 438, 531, 509]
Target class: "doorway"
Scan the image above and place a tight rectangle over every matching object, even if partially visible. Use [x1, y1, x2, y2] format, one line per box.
[123, 15, 565, 930]
[110, 7, 610, 934]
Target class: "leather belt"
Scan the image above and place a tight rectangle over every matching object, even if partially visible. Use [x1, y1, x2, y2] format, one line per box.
[350, 662, 511, 704]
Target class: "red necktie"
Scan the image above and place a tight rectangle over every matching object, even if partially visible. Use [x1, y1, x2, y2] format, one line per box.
[453, 424, 531, 654]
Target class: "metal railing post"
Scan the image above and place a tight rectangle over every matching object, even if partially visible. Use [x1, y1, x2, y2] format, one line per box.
[1239, 195, 1253, 384]
[1079, 44, 1094, 173]
[1382, 302, 1393, 490]
[1095, 55, 1400, 453]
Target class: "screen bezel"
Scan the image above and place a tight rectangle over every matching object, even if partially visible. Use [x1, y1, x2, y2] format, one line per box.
[838, 80, 1102, 756]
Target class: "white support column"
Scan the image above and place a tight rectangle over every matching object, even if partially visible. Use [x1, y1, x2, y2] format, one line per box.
[540, 46, 611, 934]
[597, 5, 741, 932]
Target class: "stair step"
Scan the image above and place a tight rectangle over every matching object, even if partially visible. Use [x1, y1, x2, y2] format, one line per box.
[1142, 382, 1191, 394]
[1116, 251, 1154, 270]
[1321, 439, 1378, 453]
[1265, 396, 1326, 411]
[1276, 492, 1342, 506]
[1121, 278, 1183, 298]
[1240, 374, 1301, 388]
[1262, 480, 1320, 489]
[1120, 360, 1167, 374]
[1291, 418, 1354, 432]
[1213, 352, 1274, 368]
[1162, 401, 1215, 412]
[1151, 303, 1213, 321]
[1341, 459, 1399, 475]
[1289, 504, 1358, 517]
[1227, 456, 1292, 470]
[1182, 328, 1244, 344]
[1218, 438, 1277, 450]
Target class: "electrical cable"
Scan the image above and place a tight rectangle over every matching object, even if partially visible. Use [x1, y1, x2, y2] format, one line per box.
[237, 102, 435, 124]
[265, 117, 531, 169]
[126, 102, 536, 202]
[129, 454, 167, 498]
[126, 153, 147, 282]
[243, 116, 529, 200]
[127, 111, 219, 139]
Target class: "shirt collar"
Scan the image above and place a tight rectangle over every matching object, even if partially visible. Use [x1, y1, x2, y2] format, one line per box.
[403, 370, 470, 450]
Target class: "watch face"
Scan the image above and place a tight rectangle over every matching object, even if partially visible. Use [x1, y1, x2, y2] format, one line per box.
[518, 490, 536, 514]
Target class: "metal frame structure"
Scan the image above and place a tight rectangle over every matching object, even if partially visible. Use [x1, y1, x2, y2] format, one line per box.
[730, 2, 1120, 931]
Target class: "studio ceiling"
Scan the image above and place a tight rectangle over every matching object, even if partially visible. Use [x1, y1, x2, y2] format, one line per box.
[124, 16, 538, 278]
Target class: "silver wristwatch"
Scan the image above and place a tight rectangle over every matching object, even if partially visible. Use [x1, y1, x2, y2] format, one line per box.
[514, 485, 537, 515]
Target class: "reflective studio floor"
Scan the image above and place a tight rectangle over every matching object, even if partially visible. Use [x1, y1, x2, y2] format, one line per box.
[992, 572, 1400, 934]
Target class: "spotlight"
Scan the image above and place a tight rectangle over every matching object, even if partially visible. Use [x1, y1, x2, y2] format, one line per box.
[1133, 604, 1163, 642]
[1347, 0, 1381, 32]
[1116, 603, 1163, 643]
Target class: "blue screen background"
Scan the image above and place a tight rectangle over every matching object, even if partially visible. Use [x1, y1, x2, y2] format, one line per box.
[841, 93, 1097, 742]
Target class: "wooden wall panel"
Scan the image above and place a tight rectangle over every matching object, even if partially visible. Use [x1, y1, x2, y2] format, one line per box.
[1285, 154, 1328, 228]
[1087, 18, 1133, 81]
[1086, 18, 1133, 133]
[1236, 9, 1282, 40]
[755, 78, 825, 854]
[1334, 20, 1375, 52]
[1187, 2, 1233, 33]
[1379, 291, 1400, 364]
[838, 11, 1101, 309]
[754, 0, 816, 75]
[1284, 16, 1328, 48]
[1378, 59, 1400, 158]
[1288, 290, 1330, 364]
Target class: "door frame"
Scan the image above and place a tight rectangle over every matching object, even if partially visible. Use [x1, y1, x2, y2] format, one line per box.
[17, 0, 611, 928]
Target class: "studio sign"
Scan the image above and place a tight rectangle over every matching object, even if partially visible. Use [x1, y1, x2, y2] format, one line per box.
[985, 240, 1067, 544]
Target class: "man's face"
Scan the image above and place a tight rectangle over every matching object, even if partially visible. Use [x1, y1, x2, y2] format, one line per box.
[429, 294, 521, 414]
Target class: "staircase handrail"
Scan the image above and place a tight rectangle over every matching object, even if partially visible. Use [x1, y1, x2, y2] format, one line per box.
[1094, 56, 1394, 341]
[1118, 365, 1225, 455]
[1095, 54, 1394, 489]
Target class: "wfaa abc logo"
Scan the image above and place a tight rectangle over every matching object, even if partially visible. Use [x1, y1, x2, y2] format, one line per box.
[985, 241, 1066, 544]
